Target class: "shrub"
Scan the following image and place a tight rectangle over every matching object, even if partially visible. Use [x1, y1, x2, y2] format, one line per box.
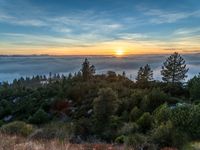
[129, 90, 146, 108]
[137, 112, 152, 133]
[188, 104, 200, 139]
[119, 122, 138, 135]
[115, 135, 125, 144]
[93, 88, 118, 133]
[29, 109, 50, 124]
[169, 105, 191, 131]
[151, 121, 188, 149]
[188, 74, 200, 101]
[141, 88, 168, 112]
[1, 121, 34, 137]
[153, 103, 171, 125]
[73, 117, 92, 138]
[0, 100, 12, 118]
[0, 120, 4, 127]
[129, 106, 143, 122]
[125, 133, 147, 149]
[29, 122, 73, 140]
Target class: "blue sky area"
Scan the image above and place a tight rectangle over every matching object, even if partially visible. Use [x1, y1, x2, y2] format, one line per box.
[0, 0, 199, 55]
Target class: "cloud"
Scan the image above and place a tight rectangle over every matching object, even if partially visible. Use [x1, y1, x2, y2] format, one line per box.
[0, 54, 199, 82]
[173, 27, 200, 35]
[137, 5, 200, 24]
[0, 12, 47, 27]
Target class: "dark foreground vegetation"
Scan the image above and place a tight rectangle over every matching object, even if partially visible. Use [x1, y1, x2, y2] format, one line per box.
[0, 52, 200, 149]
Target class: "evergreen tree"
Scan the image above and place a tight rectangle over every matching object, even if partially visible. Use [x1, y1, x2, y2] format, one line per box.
[136, 64, 153, 84]
[93, 88, 118, 133]
[161, 52, 188, 84]
[81, 58, 95, 80]
[122, 71, 126, 77]
[188, 74, 200, 100]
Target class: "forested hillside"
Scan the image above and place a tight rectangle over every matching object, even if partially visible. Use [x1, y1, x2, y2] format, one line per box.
[0, 52, 200, 149]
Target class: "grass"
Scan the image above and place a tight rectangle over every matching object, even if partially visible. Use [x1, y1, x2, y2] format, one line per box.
[0, 133, 125, 150]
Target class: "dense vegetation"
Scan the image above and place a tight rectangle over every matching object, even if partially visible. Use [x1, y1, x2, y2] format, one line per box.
[0, 52, 200, 149]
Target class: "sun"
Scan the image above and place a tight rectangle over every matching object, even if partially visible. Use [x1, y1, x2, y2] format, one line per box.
[115, 49, 124, 56]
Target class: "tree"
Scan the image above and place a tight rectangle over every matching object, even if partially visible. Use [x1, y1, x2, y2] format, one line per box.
[188, 74, 200, 101]
[129, 106, 143, 122]
[136, 64, 153, 87]
[28, 109, 50, 124]
[136, 112, 152, 133]
[93, 88, 118, 133]
[161, 52, 188, 84]
[81, 58, 95, 81]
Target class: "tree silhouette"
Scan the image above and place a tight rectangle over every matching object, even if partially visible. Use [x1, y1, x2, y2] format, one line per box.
[136, 64, 153, 84]
[81, 58, 95, 81]
[161, 52, 188, 84]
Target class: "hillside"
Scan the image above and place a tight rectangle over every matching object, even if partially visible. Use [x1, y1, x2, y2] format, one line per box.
[0, 54, 200, 150]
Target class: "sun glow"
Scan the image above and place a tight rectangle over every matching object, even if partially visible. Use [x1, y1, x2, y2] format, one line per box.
[115, 49, 124, 56]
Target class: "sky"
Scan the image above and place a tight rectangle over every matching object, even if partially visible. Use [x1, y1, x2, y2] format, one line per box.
[0, 0, 200, 55]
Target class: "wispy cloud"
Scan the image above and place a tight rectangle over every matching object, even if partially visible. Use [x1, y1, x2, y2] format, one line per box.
[137, 5, 200, 24]
[173, 27, 200, 35]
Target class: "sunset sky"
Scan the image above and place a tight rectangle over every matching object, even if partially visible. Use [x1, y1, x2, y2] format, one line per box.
[0, 0, 199, 55]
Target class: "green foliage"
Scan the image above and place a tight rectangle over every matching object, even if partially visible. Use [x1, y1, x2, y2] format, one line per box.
[0, 100, 12, 118]
[115, 135, 125, 144]
[119, 122, 138, 135]
[136, 64, 153, 88]
[29, 109, 50, 124]
[141, 88, 168, 112]
[125, 133, 147, 149]
[93, 88, 118, 133]
[169, 104, 200, 139]
[0, 57, 199, 146]
[170, 105, 191, 131]
[151, 121, 188, 149]
[81, 58, 95, 81]
[188, 104, 200, 139]
[0, 120, 4, 127]
[188, 74, 200, 101]
[153, 103, 171, 125]
[29, 122, 73, 140]
[0, 121, 34, 137]
[161, 52, 189, 83]
[136, 112, 152, 133]
[129, 106, 143, 122]
[73, 117, 92, 138]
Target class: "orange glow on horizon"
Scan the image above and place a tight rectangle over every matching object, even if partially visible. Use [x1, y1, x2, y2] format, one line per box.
[0, 39, 199, 56]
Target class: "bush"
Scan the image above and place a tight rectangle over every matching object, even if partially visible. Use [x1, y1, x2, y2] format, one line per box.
[129, 106, 143, 122]
[188, 74, 200, 101]
[141, 88, 168, 112]
[73, 117, 92, 138]
[153, 104, 171, 125]
[129, 90, 146, 108]
[93, 88, 118, 134]
[137, 112, 152, 133]
[1, 121, 34, 137]
[0, 100, 12, 118]
[29, 109, 50, 124]
[169, 105, 191, 132]
[151, 121, 188, 149]
[119, 122, 138, 135]
[115, 135, 125, 144]
[125, 133, 147, 149]
[188, 104, 200, 139]
[0, 120, 4, 127]
[29, 122, 73, 140]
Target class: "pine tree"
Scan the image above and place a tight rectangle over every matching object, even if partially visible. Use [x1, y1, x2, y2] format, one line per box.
[161, 52, 188, 84]
[136, 64, 153, 83]
[81, 58, 95, 81]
